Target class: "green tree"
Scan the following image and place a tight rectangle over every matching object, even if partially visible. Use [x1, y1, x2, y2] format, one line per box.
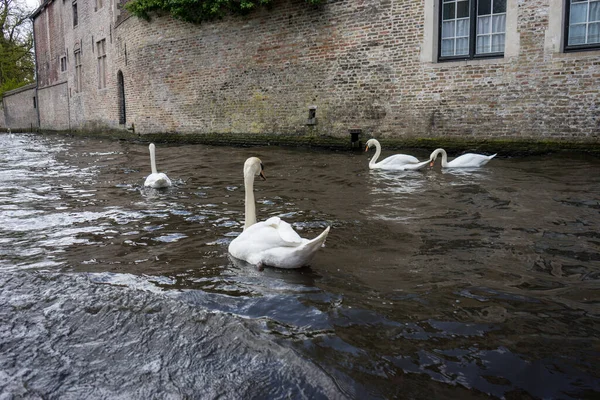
[126, 0, 322, 25]
[0, 0, 35, 98]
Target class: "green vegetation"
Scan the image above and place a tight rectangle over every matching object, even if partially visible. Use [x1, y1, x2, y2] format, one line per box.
[0, 0, 35, 97]
[125, 0, 322, 24]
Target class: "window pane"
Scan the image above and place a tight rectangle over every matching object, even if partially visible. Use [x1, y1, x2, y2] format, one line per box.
[442, 21, 455, 38]
[570, 3, 588, 24]
[568, 24, 586, 44]
[478, 16, 491, 34]
[443, 2, 456, 20]
[590, 1, 600, 22]
[456, 37, 469, 54]
[477, 35, 490, 53]
[493, 0, 506, 13]
[457, 18, 470, 36]
[457, 0, 470, 18]
[492, 14, 506, 33]
[441, 39, 455, 56]
[589, 22, 600, 43]
[491, 33, 505, 52]
[478, 0, 491, 15]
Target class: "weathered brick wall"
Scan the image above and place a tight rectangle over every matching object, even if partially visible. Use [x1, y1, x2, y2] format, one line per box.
[38, 83, 70, 130]
[34, 0, 68, 89]
[31, 0, 600, 140]
[1, 84, 39, 130]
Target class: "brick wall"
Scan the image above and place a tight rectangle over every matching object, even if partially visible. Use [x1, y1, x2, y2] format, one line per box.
[30, 0, 600, 140]
[2, 84, 39, 131]
[38, 83, 70, 130]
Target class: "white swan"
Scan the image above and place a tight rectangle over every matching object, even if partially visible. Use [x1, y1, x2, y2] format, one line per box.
[144, 143, 172, 188]
[365, 139, 429, 171]
[228, 157, 330, 269]
[428, 148, 497, 168]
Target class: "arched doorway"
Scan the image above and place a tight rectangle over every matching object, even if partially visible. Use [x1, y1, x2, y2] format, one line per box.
[117, 70, 126, 125]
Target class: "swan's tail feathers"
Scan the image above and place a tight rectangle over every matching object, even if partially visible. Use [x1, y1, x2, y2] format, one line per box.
[405, 160, 430, 171]
[302, 226, 330, 254]
[482, 153, 497, 166]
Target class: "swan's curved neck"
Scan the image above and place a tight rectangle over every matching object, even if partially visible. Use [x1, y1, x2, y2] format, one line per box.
[244, 173, 256, 230]
[369, 141, 382, 166]
[432, 148, 448, 167]
[149, 145, 158, 174]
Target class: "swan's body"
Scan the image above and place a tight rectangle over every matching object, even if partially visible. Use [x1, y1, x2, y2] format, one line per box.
[144, 143, 172, 188]
[228, 157, 330, 269]
[365, 139, 429, 171]
[429, 148, 497, 168]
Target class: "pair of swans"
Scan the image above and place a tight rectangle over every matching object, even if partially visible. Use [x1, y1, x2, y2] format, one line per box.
[365, 139, 496, 170]
[142, 146, 330, 269]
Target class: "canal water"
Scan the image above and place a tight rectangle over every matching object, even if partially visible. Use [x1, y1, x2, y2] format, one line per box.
[0, 133, 598, 399]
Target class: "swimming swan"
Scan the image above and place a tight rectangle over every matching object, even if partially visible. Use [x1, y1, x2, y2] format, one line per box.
[365, 139, 429, 171]
[228, 157, 330, 269]
[428, 148, 497, 168]
[144, 143, 172, 188]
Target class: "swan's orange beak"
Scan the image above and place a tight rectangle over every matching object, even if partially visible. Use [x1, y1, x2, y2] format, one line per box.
[429, 161, 434, 167]
[365, 145, 369, 152]
[260, 171, 266, 181]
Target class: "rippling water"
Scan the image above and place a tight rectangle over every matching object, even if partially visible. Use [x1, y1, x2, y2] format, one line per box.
[1, 133, 599, 399]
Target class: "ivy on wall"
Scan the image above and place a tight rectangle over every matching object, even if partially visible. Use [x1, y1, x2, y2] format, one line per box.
[125, 0, 322, 24]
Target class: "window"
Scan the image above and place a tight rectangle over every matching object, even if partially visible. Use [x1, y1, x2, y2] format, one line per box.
[95, 0, 103, 11]
[74, 49, 82, 92]
[439, 0, 506, 60]
[565, 0, 600, 51]
[72, 0, 78, 27]
[60, 56, 67, 72]
[33, 97, 37, 109]
[97, 39, 107, 89]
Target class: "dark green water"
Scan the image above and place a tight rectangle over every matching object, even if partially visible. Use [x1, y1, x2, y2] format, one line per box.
[1, 133, 598, 399]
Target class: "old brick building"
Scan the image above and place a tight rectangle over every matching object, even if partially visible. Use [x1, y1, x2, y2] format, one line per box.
[12, 0, 600, 140]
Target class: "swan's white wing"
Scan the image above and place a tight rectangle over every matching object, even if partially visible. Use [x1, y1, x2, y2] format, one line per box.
[228, 219, 330, 269]
[377, 154, 420, 165]
[144, 173, 172, 188]
[263, 216, 303, 245]
[447, 153, 496, 168]
[256, 226, 330, 269]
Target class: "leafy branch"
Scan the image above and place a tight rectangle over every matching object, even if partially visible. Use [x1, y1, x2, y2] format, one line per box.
[125, 0, 322, 25]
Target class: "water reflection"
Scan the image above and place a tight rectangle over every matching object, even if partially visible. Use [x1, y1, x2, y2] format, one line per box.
[0, 133, 599, 398]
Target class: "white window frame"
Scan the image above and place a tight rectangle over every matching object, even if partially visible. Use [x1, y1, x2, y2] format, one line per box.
[421, 0, 519, 63]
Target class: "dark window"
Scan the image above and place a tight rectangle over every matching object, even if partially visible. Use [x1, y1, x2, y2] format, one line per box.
[117, 71, 126, 124]
[97, 39, 107, 89]
[439, 0, 506, 61]
[33, 97, 37, 109]
[74, 50, 82, 92]
[60, 56, 67, 72]
[73, 1, 78, 27]
[565, 0, 600, 51]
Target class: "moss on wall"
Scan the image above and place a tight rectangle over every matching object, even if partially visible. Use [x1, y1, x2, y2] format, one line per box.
[30, 129, 600, 156]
